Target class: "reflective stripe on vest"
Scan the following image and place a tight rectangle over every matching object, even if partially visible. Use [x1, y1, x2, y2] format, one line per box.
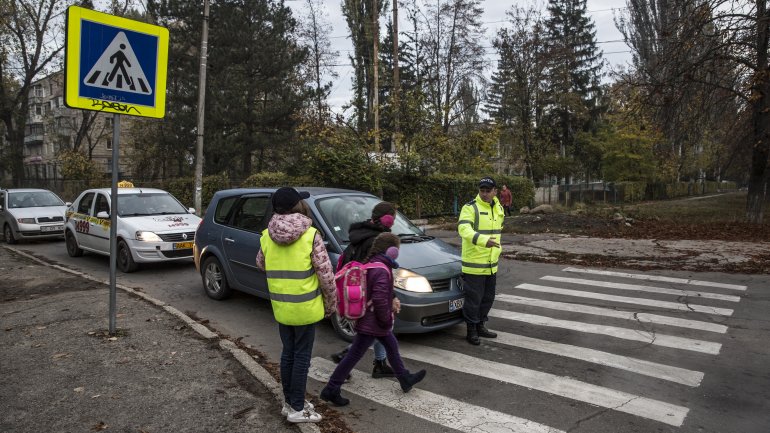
[459, 195, 503, 275]
[261, 226, 324, 326]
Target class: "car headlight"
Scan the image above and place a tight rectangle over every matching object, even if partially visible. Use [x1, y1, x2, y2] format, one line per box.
[17, 218, 36, 224]
[135, 231, 162, 242]
[393, 268, 433, 293]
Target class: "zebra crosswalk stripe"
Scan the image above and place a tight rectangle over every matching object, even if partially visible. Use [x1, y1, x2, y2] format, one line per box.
[309, 358, 566, 433]
[562, 267, 747, 291]
[541, 276, 741, 302]
[497, 293, 728, 333]
[489, 308, 722, 354]
[396, 343, 690, 427]
[516, 283, 734, 317]
[445, 327, 705, 386]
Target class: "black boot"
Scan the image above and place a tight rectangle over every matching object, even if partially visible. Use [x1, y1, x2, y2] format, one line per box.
[320, 386, 350, 407]
[397, 369, 427, 392]
[330, 347, 349, 364]
[477, 322, 497, 339]
[466, 322, 480, 345]
[372, 359, 397, 378]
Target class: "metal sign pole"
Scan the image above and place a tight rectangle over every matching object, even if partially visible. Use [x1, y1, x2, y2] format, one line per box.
[108, 114, 120, 335]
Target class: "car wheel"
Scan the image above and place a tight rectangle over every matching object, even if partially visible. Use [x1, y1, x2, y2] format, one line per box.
[3, 224, 17, 244]
[202, 256, 231, 300]
[117, 240, 138, 273]
[65, 230, 83, 257]
[331, 313, 356, 342]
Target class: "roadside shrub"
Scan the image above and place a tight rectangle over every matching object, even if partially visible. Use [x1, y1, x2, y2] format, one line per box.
[241, 172, 290, 187]
[617, 181, 646, 202]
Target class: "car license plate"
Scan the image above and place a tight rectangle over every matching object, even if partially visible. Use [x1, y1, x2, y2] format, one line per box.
[174, 241, 194, 250]
[449, 298, 464, 312]
[41, 225, 63, 232]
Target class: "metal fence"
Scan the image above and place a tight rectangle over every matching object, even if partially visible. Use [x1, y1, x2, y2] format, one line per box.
[534, 181, 739, 206]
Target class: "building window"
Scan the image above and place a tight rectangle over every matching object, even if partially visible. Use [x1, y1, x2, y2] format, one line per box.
[35, 105, 42, 115]
[105, 117, 112, 128]
[106, 139, 112, 150]
[106, 159, 112, 172]
[32, 85, 43, 97]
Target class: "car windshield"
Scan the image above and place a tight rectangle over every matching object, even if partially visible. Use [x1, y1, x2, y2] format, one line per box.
[118, 192, 187, 216]
[8, 191, 64, 208]
[315, 195, 423, 246]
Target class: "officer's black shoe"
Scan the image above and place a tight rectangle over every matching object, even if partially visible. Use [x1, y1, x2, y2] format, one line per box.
[466, 323, 480, 345]
[372, 359, 397, 378]
[477, 323, 497, 339]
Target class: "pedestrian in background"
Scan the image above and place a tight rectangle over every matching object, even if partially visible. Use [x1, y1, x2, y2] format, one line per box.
[458, 177, 503, 345]
[499, 184, 513, 216]
[330, 201, 399, 378]
[256, 187, 337, 423]
[320, 232, 427, 407]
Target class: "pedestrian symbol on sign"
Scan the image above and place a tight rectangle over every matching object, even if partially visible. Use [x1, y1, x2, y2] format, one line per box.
[83, 31, 152, 95]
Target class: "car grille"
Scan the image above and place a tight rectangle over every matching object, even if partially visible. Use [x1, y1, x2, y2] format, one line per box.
[421, 310, 463, 326]
[158, 231, 196, 242]
[160, 249, 194, 258]
[429, 278, 452, 292]
[37, 216, 64, 223]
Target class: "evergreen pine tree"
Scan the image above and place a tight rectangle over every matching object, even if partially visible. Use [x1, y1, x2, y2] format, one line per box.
[543, 0, 603, 181]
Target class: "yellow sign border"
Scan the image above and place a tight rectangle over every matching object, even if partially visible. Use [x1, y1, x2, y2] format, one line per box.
[65, 6, 169, 119]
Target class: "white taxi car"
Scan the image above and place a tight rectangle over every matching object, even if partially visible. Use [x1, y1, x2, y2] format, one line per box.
[64, 186, 201, 272]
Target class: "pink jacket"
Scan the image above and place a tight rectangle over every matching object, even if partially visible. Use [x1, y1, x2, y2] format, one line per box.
[256, 213, 337, 317]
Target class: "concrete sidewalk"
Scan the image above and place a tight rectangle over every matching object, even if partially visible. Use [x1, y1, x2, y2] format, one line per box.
[0, 246, 315, 433]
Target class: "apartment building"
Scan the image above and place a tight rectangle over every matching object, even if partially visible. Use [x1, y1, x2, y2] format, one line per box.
[22, 71, 132, 181]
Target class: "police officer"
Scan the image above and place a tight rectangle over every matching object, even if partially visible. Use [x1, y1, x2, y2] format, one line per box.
[458, 177, 503, 345]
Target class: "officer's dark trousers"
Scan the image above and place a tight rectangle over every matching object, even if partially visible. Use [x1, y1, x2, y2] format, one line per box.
[461, 273, 497, 324]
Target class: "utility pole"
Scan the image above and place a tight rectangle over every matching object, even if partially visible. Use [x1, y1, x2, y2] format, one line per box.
[372, 0, 380, 153]
[391, 0, 400, 153]
[194, 0, 210, 216]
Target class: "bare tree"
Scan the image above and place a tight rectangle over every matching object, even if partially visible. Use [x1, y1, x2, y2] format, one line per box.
[417, 0, 487, 132]
[296, 0, 339, 125]
[618, 0, 769, 223]
[0, 0, 66, 186]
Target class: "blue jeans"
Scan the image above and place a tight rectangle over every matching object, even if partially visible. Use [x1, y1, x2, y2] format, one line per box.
[278, 323, 315, 411]
[327, 332, 406, 392]
[373, 340, 386, 360]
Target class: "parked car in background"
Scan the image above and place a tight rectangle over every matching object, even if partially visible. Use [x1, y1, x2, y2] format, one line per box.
[64, 186, 201, 272]
[1, 188, 69, 244]
[193, 187, 465, 341]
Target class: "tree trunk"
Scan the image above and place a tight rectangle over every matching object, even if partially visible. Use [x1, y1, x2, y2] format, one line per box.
[746, 0, 769, 224]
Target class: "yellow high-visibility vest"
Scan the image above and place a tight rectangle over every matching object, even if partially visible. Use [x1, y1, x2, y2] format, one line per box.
[260, 226, 324, 325]
[457, 195, 504, 275]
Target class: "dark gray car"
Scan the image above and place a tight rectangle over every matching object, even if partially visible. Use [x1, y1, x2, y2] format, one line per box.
[193, 187, 465, 341]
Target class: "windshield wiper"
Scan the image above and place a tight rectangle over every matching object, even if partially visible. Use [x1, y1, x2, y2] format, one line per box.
[396, 233, 434, 243]
[120, 212, 149, 217]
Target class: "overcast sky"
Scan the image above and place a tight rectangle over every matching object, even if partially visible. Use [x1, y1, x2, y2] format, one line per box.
[287, 0, 633, 116]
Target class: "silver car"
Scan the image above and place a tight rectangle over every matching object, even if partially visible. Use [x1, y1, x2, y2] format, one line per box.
[0, 188, 68, 244]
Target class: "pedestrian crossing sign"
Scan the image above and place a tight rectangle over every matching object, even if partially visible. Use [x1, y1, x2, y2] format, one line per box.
[64, 6, 169, 118]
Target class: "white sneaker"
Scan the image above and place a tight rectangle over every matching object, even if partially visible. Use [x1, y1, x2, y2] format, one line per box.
[286, 407, 322, 423]
[281, 400, 315, 416]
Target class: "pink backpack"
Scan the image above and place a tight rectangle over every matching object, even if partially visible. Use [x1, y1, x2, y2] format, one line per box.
[334, 261, 389, 320]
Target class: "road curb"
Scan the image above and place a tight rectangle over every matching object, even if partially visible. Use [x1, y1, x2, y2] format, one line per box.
[2, 245, 321, 433]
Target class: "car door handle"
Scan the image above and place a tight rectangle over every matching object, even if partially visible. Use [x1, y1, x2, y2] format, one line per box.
[224, 237, 235, 244]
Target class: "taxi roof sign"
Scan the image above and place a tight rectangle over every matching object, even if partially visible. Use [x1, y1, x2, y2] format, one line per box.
[117, 180, 135, 188]
[65, 6, 169, 118]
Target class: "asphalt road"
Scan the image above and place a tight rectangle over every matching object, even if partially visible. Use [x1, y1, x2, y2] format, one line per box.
[10, 238, 770, 433]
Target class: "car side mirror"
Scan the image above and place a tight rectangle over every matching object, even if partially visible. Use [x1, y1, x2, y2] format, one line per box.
[97, 211, 109, 219]
[188, 207, 196, 214]
[65, 202, 72, 206]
